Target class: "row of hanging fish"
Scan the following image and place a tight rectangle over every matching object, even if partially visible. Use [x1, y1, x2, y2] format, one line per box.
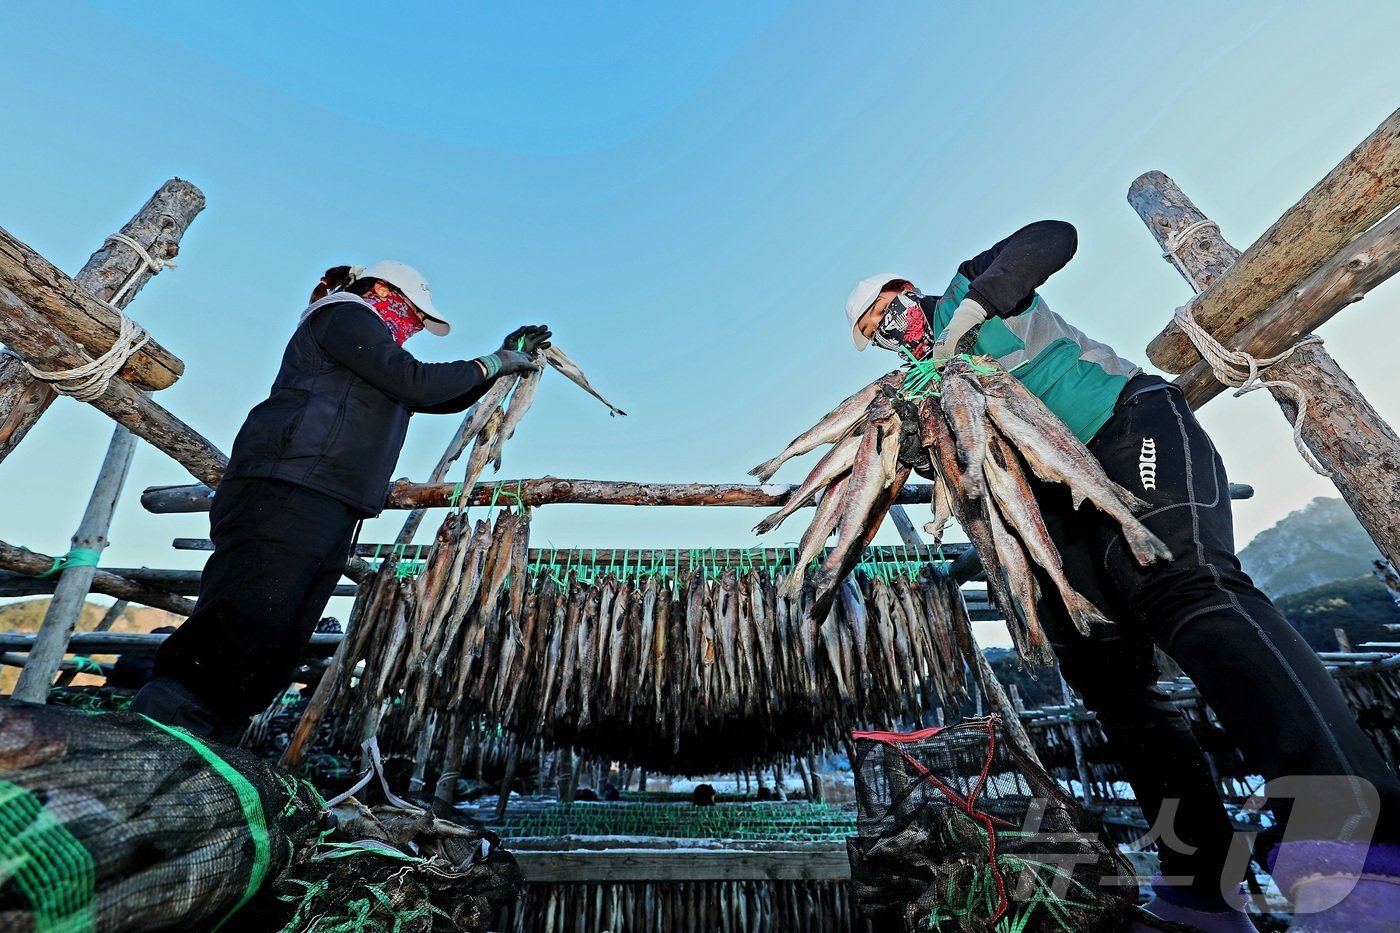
[750, 356, 1170, 665]
[329, 507, 981, 774]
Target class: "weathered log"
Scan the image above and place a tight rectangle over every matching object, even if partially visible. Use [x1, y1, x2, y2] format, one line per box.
[0, 224, 188, 390]
[53, 599, 128, 688]
[1171, 207, 1400, 405]
[145, 479, 953, 513]
[1141, 107, 1400, 373]
[0, 285, 227, 485]
[0, 179, 205, 464]
[0, 569, 358, 599]
[146, 478, 1255, 515]
[0, 353, 57, 459]
[0, 631, 342, 655]
[0, 654, 113, 675]
[0, 540, 195, 616]
[1130, 175, 1400, 567]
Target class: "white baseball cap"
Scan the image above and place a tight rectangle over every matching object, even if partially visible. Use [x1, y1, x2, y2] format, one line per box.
[845, 273, 908, 351]
[358, 260, 450, 336]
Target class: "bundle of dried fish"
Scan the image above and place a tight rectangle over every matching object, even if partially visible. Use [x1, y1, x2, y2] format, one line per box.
[750, 357, 1169, 666]
[328, 507, 979, 774]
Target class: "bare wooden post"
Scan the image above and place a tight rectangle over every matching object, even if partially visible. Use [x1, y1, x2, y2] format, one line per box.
[12, 182, 205, 703]
[53, 599, 128, 689]
[1129, 171, 1400, 567]
[1335, 627, 1354, 653]
[1060, 673, 1094, 806]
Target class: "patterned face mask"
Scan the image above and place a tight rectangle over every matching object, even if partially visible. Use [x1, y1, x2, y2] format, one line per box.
[366, 291, 424, 345]
[871, 289, 933, 358]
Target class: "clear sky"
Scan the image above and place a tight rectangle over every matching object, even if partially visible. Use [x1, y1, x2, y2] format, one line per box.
[4, 1, 1400, 640]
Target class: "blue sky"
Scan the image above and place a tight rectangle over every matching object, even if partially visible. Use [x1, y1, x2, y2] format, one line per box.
[4, 1, 1400, 638]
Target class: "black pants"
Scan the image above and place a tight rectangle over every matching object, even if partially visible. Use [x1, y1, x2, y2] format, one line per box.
[153, 478, 359, 721]
[1033, 384, 1400, 896]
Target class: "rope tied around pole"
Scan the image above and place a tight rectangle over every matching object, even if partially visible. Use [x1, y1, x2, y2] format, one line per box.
[1172, 301, 1330, 476]
[105, 232, 177, 304]
[1160, 219, 1221, 279]
[21, 312, 150, 401]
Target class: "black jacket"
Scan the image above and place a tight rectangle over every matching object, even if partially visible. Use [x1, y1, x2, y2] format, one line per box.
[223, 299, 492, 516]
[953, 219, 1078, 318]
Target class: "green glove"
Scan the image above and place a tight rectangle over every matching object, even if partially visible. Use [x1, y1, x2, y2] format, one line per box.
[476, 349, 541, 379]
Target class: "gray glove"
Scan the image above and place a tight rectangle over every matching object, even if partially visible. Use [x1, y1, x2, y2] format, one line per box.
[928, 297, 988, 360]
[475, 348, 541, 379]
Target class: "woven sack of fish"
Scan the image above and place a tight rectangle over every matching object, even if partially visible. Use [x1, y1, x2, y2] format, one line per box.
[233, 795, 521, 933]
[848, 717, 1139, 933]
[0, 698, 325, 933]
[750, 356, 1170, 665]
[328, 508, 980, 774]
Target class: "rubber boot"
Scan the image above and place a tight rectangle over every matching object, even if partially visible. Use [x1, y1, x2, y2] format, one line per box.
[1268, 840, 1400, 933]
[1127, 874, 1259, 932]
[129, 675, 248, 745]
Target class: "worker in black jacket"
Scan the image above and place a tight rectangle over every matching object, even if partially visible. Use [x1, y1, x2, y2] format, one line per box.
[132, 260, 549, 744]
[847, 222, 1400, 931]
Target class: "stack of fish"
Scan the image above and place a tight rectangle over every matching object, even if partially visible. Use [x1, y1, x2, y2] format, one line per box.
[329, 508, 979, 774]
[751, 357, 1169, 664]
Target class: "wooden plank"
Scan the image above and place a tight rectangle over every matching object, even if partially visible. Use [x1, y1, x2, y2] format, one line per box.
[509, 845, 851, 883]
[0, 224, 186, 389]
[0, 569, 358, 599]
[1169, 207, 1400, 406]
[1140, 106, 1400, 373]
[0, 632, 342, 655]
[1129, 175, 1400, 568]
[0, 285, 227, 485]
[0, 353, 57, 462]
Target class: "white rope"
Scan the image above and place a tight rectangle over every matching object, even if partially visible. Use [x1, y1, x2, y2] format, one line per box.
[16, 233, 176, 400]
[1173, 302, 1330, 476]
[105, 233, 176, 304]
[21, 312, 150, 401]
[1161, 219, 1221, 281]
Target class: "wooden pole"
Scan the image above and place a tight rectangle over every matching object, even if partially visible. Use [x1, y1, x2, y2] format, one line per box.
[0, 631, 340, 654]
[1129, 172, 1400, 567]
[0, 540, 194, 616]
[0, 569, 357, 599]
[0, 179, 205, 465]
[15, 428, 138, 700]
[1142, 107, 1400, 373]
[1060, 673, 1094, 806]
[1164, 206, 1400, 406]
[144, 477, 952, 514]
[0, 285, 227, 485]
[0, 224, 186, 389]
[53, 599, 128, 688]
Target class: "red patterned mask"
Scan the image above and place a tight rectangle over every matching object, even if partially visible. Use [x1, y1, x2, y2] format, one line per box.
[366, 293, 424, 345]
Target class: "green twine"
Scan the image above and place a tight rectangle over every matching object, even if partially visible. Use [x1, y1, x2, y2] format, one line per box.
[70, 657, 103, 675]
[35, 548, 102, 580]
[140, 716, 271, 932]
[0, 779, 95, 933]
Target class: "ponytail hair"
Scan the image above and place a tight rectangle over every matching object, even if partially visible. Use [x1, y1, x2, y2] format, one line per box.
[309, 265, 371, 303]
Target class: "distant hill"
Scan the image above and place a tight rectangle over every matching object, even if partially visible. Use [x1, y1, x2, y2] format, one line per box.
[1237, 497, 1381, 599]
[0, 598, 181, 693]
[1273, 575, 1400, 653]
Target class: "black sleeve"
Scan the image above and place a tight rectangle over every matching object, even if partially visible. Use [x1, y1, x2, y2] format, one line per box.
[311, 303, 493, 411]
[955, 220, 1077, 318]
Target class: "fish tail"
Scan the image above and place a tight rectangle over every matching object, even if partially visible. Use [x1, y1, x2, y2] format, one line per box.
[750, 456, 784, 482]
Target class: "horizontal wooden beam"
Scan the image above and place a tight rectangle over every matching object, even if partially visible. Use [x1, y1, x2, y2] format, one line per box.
[1139, 106, 1400, 373]
[509, 844, 851, 883]
[142, 478, 1254, 514]
[0, 569, 357, 599]
[0, 631, 343, 655]
[0, 652, 112, 674]
[0, 541, 195, 616]
[0, 286, 227, 485]
[1173, 207, 1400, 406]
[0, 225, 184, 390]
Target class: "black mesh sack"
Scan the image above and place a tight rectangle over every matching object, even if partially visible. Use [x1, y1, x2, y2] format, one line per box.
[849, 717, 1139, 932]
[0, 698, 325, 932]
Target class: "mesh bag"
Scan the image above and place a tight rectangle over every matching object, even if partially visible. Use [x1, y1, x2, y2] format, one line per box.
[0, 698, 325, 932]
[848, 717, 1138, 932]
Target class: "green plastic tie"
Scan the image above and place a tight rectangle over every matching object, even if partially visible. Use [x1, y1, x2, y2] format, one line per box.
[35, 548, 102, 580]
[140, 717, 270, 932]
